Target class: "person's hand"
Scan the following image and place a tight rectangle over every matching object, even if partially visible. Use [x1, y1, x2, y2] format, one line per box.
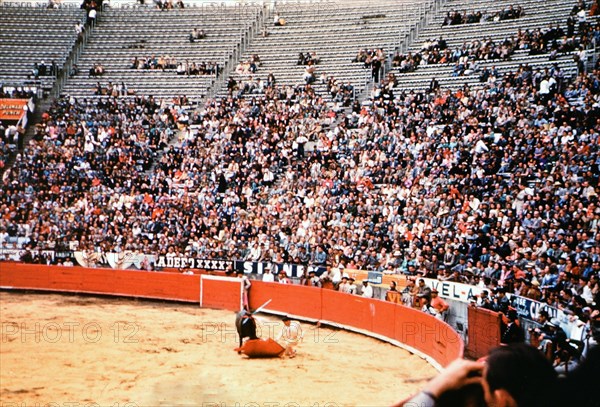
[422, 359, 484, 398]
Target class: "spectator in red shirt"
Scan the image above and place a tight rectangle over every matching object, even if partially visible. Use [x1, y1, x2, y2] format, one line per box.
[430, 289, 450, 321]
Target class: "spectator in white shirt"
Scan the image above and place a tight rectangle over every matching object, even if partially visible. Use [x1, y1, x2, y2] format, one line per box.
[361, 280, 373, 298]
[262, 267, 275, 283]
[87, 8, 97, 26]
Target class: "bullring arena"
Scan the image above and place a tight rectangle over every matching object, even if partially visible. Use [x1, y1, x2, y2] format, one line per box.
[1, 0, 600, 405]
[0, 268, 459, 406]
[0, 291, 435, 406]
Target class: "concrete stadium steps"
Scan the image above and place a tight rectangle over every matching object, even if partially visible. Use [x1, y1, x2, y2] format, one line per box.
[75, 51, 230, 68]
[0, 5, 85, 91]
[409, 16, 576, 52]
[389, 54, 578, 93]
[214, 0, 433, 100]
[61, 79, 213, 103]
[387, 0, 581, 93]
[406, 0, 575, 52]
[0, 75, 56, 87]
[0, 34, 76, 44]
[60, 6, 261, 100]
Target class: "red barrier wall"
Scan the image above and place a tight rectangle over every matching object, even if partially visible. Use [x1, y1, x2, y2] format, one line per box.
[249, 282, 323, 321]
[1, 264, 463, 369]
[0, 263, 200, 302]
[200, 276, 242, 311]
[249, 281, 463, 368]
[466, 306, 502, 359]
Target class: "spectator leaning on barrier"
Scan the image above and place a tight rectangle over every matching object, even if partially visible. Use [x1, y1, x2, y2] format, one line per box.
[420, 295, 441, 319]
[385, 280, 402, 303]
[415, 278, 432, 302]
[262, 266, 275, 283]
[475, 289, 494, 310]
[278, 271, 291, 284]
[501, 308, 525, 344]
[530, 310, 567, 360]
[492, 287, 510, 314]
[348, 277, 358, 294]
[430, 289, 450, 320]
[338, 275, 351, 293]
[361, 280, 373, 298]
[308, 270, 322, 288]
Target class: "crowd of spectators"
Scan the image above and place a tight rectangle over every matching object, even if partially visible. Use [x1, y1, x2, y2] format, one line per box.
[324, 76, 354, 108]
[31, 61, 59, 79]
[392, 36, 514, 76]
[0, 88, 35, 99]
[127, 56, 220, 76]
[0, 128, 13, 174]
[442, 10, 484, 26]
[93, 80, 130, 96]
[228, 75, 265, 96]
[4, 54, 599, 294]
[154, 0, 185, 10]
[1, 0, 599, 348]
[235, 54, 261, 75]
[130, 55, 176, 71]
[0, 3, 599, 401]
[297, 52, 320, 66]
[392, 8, 599, 81]
[1, 94, 179, 254]
[352, 48, 385, 82]
[441, 5, 524, 26]
[516, 19, 599, 61]
[178, 61, 220, 76]
[229, 71, 347, 101]
[226, 71, 277, 97]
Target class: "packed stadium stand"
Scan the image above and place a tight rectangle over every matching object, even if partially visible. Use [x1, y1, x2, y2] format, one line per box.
[1, 0, 600, 391]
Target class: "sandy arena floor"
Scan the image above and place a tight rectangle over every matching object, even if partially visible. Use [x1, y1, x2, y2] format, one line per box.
[0, 291, 436, 407]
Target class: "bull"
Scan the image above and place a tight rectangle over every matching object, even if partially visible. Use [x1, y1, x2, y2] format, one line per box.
[235, 309, 258, 353]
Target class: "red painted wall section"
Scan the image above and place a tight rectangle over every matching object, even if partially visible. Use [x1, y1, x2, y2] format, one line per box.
[201, 277, 241, 311]
[0, 263, 200, 302]
[249, 281, 323, 321]
[370, 299, 398, 340]
[1, 264, 464, 368]
[249, 281, 463, 368]
[321, 289, 373, 332]
[466, 306, 501, 359]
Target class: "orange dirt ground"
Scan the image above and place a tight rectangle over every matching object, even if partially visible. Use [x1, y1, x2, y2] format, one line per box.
[0, 292, 436, 406]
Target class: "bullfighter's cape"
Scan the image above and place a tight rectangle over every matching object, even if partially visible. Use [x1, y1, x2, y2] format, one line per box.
[235, 338, 285, 358]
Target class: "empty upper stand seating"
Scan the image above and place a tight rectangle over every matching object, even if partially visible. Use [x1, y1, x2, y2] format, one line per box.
[386, 0, 580, 92]
[218, 0, 433, 100]
[60, 4, 262, 103]
[0, 4, 86, 95]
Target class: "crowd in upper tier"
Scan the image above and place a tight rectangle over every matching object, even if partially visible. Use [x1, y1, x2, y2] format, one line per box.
[0, 1, 598, 309]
